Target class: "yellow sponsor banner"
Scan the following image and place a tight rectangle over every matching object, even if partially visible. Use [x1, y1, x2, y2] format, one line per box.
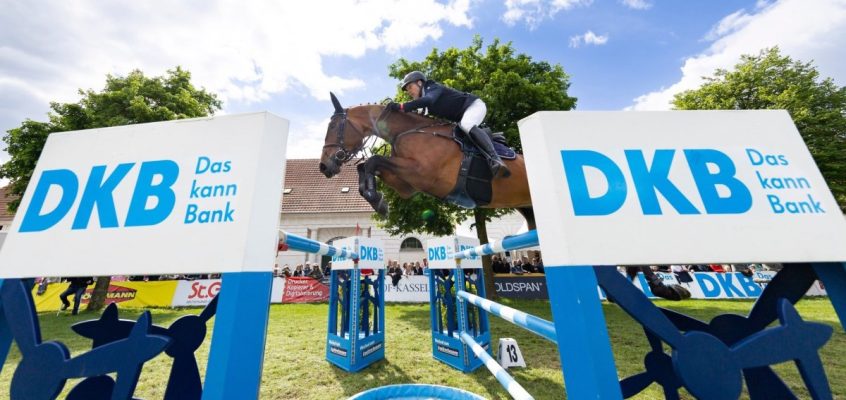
[32, 281, 178, 311]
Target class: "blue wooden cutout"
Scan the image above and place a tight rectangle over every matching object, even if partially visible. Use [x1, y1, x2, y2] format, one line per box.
[72, 294, 219, 400]
[596, 264, 834, 399]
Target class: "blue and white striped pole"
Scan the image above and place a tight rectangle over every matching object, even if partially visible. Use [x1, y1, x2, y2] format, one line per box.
[453, 231, 539, 260]
[457, 290, 556, 343]
[459, 332, 534, 400]
[279, 231, 358, 260]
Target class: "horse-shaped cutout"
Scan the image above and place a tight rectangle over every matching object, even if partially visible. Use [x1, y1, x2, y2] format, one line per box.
[320, 92, 689, 301]
[318, 92, 533, 222]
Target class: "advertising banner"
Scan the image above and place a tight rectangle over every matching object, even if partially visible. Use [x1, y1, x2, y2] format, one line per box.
[0, 112, 289, 278]
[281, 277, 329, 303]
[520, 111, 846, 266]
[494, 275, 548, 299]
[32, 280, 177, 311]
[171, 277, 286, 307]
[384, 275, 429, 302]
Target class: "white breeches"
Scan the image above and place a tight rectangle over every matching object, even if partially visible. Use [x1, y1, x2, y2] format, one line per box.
[459, 99, 487, 133]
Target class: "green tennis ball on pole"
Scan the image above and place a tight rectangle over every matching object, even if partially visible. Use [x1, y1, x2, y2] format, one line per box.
[421, 209, 435, 221]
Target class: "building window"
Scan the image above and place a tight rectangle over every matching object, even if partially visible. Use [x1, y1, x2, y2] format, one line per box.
[400, 237, 423, 251]
[283, 188, 293, 194]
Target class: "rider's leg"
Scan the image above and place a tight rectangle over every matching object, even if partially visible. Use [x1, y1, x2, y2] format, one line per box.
[460, 100, 510, 179]
[627, 265, 691, 301]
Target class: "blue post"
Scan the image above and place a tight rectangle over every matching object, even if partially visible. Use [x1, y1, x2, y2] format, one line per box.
[812, 262, 846, 331]
[0, 279, 12, 374]
[202, 272, 273, 400]
[545, 266, 623, 400]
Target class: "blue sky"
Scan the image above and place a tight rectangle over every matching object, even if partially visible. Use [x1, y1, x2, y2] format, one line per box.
[2, 0, 845, 186]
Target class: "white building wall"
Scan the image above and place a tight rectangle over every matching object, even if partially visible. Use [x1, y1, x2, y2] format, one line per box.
[277, 210, 536, 270]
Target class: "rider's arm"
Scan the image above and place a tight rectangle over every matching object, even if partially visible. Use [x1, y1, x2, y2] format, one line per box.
[401, 83, 443, 111]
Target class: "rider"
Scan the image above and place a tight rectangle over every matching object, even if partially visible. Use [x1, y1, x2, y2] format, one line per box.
[387, 71, 510, 179]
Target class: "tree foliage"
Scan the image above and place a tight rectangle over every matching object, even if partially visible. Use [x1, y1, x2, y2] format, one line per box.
[376, 36, 577, 236]
[1, 67, 222, 211]
[673, 47, 846, 211]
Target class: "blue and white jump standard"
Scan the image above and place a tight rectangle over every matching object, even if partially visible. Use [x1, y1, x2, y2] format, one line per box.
[279, 232, 386, 372]
[426, 233, 553, 400]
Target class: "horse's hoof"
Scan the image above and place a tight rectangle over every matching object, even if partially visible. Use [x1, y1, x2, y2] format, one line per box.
[376, 203, 389, 217]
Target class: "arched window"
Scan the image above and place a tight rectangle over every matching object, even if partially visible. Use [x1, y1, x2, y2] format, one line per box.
[400, 237, 423, 251]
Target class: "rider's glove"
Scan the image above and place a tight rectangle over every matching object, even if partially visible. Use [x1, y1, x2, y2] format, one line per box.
[387, 102, 402, 112]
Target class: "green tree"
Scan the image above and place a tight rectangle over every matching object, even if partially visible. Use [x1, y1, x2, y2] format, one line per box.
[1, 67, 221, 311]
[380, 36, 576, 297]
[673, 47, 846, 211]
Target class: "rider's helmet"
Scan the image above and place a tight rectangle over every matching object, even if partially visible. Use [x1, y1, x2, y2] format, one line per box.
[401, 71, 426, 90]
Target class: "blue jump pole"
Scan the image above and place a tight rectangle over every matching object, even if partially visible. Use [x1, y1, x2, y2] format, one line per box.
[456, 290, 556, 343]
[453, 231, 539, 260]
[458, 332, 534, 400]
[281, 231, 358, 260]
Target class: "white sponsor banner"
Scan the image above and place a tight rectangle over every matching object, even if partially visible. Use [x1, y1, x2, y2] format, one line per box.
[608, 271, 827, 300]
[426, 236, 482, 269]
[519, 111, 846, 266]
[384, 275, 429, 302]
[0, 112, 289, 278]
[171, 277, 286, 307]
[331, 236, 385, 270]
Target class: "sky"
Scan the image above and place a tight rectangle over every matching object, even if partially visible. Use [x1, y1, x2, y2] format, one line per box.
[2, 0, 846, 187]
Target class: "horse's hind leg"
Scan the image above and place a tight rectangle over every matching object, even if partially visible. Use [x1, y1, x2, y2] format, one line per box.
[357, 162, 389, 216]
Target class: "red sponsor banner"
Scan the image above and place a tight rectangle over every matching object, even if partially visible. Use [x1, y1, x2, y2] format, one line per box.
[282, 277, 329, 303]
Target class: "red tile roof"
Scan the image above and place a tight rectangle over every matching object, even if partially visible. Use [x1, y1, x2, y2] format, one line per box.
[281, 159, 374, 214]
[0, 186, 17, 220]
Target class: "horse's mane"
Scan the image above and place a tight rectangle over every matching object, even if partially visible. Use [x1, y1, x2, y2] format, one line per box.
[352, 103, 453, 126]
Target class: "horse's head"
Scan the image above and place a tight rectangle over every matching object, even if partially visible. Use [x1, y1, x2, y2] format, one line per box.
[319, 92, 369, 178]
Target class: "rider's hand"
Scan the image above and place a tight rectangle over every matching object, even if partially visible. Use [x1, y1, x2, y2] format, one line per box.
[387, 102, 402, 112]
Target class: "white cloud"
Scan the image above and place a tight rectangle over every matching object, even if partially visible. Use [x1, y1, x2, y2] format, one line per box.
[620, 0, 652, 10]
[569, 31, 609, 48]
[0, 0, 472, 127]
[0, 0, 475, 169]
[503, 0, 593, 29]
[629, 0, 846, 110]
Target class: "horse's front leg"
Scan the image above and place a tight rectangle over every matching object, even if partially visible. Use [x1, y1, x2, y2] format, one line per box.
[357, 161, 388, 216]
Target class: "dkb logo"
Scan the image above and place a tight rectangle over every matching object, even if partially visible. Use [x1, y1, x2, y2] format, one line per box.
[429, 246, 448, 261]
[561, 149, 752, 216]
[19, 160, 179, 232]
[359, 245, 383, 262]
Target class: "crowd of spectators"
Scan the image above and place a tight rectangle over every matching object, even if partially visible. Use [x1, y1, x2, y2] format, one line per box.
[492, 254, 544, 275]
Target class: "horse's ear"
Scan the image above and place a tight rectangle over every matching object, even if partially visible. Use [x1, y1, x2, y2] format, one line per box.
[330, 92, 344, 114]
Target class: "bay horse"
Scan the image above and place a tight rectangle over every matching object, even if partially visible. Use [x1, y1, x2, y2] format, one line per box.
[319, 92, 689, 300]
[318, 92, 534, 223]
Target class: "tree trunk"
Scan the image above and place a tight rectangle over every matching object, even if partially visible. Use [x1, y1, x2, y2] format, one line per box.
[86, 276, 111, 312]
[473, 209, 498, 300]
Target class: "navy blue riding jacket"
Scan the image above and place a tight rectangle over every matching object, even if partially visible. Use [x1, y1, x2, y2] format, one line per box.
[402, 80, 479, 122]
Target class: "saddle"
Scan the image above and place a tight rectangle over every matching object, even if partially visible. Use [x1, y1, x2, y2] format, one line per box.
[444, 126, 517, 209]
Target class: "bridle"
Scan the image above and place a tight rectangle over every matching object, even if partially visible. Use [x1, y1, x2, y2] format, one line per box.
[323, 108, 368, 165]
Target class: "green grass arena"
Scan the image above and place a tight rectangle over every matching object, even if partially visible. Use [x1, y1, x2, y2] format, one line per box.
[0, 298, 842, 399]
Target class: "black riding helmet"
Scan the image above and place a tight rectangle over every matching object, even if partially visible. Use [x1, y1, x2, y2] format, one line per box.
[401, 71, 426, 90]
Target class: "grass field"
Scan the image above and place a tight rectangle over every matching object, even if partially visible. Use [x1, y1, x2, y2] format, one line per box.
[0, 298, 842, 399]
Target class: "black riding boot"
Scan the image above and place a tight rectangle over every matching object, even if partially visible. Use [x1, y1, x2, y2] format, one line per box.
[468, 126, 510, 179]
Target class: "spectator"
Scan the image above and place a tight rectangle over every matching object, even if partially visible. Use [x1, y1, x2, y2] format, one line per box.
[388, 261, 403, 287]
[293, 265, 304, 277]
[309, 264, 324, 280]
[403, 262, 414, 276]
[304, 263, 313, 277]
[59, 277, 93, 315]
[671, 265, 693, 285]
[323, 262, 332, 277]
[282, 266, 292, 278]
[491, 256, 507, 274]
[413, 261, 423, 275]
[510, 260, 526, 275]
[531, 256, 545, 274]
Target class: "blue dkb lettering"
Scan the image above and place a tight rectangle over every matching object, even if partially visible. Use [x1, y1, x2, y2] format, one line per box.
[625, 150, 700, 215]
[560, 150, 627, 216]
[125, 160, 179, 227]
[19, 169, 80, 232]
[684, 149, 752, 214]
[72, 163, 134, 229]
